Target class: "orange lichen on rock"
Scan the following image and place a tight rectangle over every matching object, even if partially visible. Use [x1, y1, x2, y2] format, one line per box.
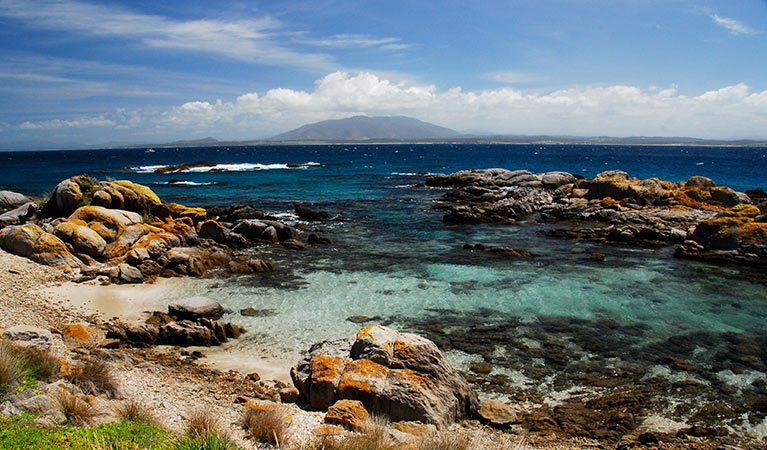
[61, 323, 94, 341]
[388, 368, 430, 387]
[167, 203, 207, 223]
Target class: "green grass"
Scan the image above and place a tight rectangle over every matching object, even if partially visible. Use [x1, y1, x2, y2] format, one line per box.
[0, 417, 169, 450]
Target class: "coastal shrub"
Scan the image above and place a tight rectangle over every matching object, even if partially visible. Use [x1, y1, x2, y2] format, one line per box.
[184, 408, 223, 439]
[0, 416, 169, 450]
[57, 390, 99, 426]
[66, 359, 119, 399]
[240, 405, 289, 446]
[72, 174, 101, 207]
[114, 398, 156, 425]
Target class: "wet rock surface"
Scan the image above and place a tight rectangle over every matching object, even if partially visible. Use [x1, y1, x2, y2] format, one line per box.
[393, 309, 766, 445]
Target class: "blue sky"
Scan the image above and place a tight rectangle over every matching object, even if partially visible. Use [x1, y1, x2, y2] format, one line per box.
[0, 0, 766, 148]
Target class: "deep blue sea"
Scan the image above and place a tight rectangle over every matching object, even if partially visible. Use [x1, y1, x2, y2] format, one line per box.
[3, 144, 767, 436]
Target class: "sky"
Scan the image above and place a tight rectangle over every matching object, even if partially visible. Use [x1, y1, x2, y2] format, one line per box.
[0, 0, 766, 148]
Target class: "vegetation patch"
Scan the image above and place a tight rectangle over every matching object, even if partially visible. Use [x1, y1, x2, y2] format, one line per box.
[0, 417, 170, 450]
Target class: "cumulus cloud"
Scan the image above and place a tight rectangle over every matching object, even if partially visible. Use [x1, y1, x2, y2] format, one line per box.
[153, 72, 767, 139]
[10, 72, 767, 140]
[710, 13, 758, 35]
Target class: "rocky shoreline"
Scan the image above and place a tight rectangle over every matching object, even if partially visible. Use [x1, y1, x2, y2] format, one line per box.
[427, 168, 767, 266]
[1, 171, 766, 448]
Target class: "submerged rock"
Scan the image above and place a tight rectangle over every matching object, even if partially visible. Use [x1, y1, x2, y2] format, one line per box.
[291, 325, 478, 427]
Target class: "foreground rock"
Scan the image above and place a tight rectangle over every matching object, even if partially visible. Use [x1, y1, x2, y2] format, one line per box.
[291, 325, 478, 427]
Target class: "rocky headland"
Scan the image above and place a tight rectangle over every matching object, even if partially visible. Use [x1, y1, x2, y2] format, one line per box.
[427, 168, 767, 266]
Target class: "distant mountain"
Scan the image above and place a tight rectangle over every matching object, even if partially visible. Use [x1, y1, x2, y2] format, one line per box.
[165, 137, 219, 146]
[271, 116, 461, 141]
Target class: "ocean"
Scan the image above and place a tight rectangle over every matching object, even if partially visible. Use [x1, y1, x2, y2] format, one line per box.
[2, 143, 767, 437]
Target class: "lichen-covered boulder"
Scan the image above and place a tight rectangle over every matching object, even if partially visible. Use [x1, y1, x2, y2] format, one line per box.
[291, 325, 478, 427]
[168, 203, 207, 223]
[0, 224, 82, 268]
[53, 220, 107, 258]
[68, 206, 142, 243]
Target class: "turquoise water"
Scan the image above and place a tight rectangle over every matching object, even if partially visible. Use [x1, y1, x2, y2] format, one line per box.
[2, 144, 766, 434]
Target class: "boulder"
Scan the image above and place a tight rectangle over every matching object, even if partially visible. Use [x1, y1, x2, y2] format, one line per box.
[295, 203, 330, 221]
[0, 224, 82, 268]
[2, 325, 68, 356]
[163, 246, 227, 276]
[477, 399, 518, 426]
[0, 190, 30, 209]
[213, 203, 265, 222]
[53, 220, 107, 258]
[0, 202, 37, 225]
[168, 296, 224, 320]
[233, 219, 298, 242]
[117, 263, 144, 284]
[99, 180, 166, 218]
[168, 203, 207, 223]
[68, 206, 142, 243]
[323, 399, 370, 431]
[291, 326, 478, 427]
[50, 178, 84, 215]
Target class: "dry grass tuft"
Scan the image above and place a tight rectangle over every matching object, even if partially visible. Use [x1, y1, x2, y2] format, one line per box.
[0, 341, 22, 394]
[114, 398, 157, 424]
[303, 415, 396, 450]
[57, 390, 99, 426]
[240, 405, 289, 446]
[419, 428, 526, 450]
[66, 359, 120, 399]
[185, 408, 223, 439]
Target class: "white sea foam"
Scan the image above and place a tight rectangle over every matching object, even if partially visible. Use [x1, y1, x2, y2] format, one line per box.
[155, 181, 218, 186]
[391, 172, 432, 176]
[132, 161, 321, 173]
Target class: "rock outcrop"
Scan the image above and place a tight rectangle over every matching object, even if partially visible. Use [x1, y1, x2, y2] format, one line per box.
[1, 175, 306, 281]
[291, 325, 478, 427]
[427, 168, 765, 264]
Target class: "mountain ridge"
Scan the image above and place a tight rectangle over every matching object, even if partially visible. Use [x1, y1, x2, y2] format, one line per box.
[270, 115, 461, 141]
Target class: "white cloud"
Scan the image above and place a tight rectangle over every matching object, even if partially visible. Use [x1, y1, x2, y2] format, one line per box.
[0, 0, 334, 70]
[18, 116, 115, 130]
[307, 34, 406, 49]
[8, 72, 767, 140]
[710, 13, 758, 35]
[151, 72, 767, 139]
